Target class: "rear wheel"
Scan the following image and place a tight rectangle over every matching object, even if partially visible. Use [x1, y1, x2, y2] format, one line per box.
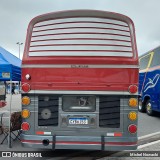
[145, 100, 154, 116]
[138, 101, 146, 112]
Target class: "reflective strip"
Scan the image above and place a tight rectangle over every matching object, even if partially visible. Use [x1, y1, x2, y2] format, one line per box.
[36, 131, 51, 135]
[22, 64, 139, 69]
[106, 133, 114, 136]
[44, 132, 51, 135]
[106, 132, 122, 137]
[24, 90, 138, 95]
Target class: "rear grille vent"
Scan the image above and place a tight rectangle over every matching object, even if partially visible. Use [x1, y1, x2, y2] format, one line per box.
[29, 17, 133, 57]
[38, 95, 59, 126]
[99, 96, 120, 128]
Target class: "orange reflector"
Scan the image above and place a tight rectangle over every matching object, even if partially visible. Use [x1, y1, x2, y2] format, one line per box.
[114, 132, 122, 137]
[22, 96, 30, 106]
[21, 109, 30, 119]
[36, 131, 51, 135]
[128, 111, 137, 121]
[107, 132, 122, 137]
[36, 131, 44, 135]
[129, 98, 138, 107]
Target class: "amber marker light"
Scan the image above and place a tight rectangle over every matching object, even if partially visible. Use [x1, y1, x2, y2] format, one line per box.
[21, 109, 30, 119]
[22, 96, 31, 106]
[129, 98, 138, 107]
[128, 111, 137, 121]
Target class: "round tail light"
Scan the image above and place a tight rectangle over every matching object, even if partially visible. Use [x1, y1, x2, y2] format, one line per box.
[129, 85, 138, 94]
[21, 122, 30, 131]
[128, 124, 137, 134]
[22, 83, 30, 93]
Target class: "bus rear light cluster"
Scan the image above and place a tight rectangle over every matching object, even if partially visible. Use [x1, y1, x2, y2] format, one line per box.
[22, 96, 31, 106]
[129, 98, 138, 107]
[128, 124, 137, 134]
[21, 109, 30, 119]
[128, 111, 137, 121]
[22, 83, 30, 93]
[21, 122, 30, 131]
[129, 85, 138, 94]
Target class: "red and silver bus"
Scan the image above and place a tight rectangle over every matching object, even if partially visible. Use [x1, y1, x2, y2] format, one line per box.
[21, 10, 139, 150]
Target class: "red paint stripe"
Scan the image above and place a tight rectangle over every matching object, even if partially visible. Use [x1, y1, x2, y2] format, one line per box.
[29, 50, 132, 53]
[105, 142, 137, 146]
[32, 32, 130, 38]
[34, 21, 128, 29]
[31, 38, 131, 43]
[30, 44, 131, 48]
[33, 27, 129, 33]
[21, 139, 137, 146]
[56, 141, 101, 145]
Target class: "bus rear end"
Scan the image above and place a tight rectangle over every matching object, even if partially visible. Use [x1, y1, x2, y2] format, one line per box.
[21, 10, 139, 151]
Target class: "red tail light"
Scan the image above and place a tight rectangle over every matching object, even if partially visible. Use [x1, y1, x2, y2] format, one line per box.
[128, 124, 137, 134]
[21, 122, 30, 131]
[22, 83, 30, 93]
[129, 85, 138, 94]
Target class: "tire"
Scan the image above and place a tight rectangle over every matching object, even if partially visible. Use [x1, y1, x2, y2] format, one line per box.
[138, 101, 146, 112]
[145, 99, 154, 116]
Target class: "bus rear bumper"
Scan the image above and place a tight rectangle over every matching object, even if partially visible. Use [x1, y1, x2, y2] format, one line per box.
[21, 134, 137, 151]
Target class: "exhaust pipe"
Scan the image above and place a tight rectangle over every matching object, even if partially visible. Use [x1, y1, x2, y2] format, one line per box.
[42, 139, 50, 146]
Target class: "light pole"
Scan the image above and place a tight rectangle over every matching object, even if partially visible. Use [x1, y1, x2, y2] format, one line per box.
[16, 42, 23, 59]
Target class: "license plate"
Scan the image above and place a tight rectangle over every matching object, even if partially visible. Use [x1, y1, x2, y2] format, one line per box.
[69, 118, 88, 125]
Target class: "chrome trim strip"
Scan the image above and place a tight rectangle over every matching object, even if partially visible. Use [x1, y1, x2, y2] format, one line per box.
[29, 52, 133, 57]
[25, 90, 138, 95]
[22, 64, 139, 69]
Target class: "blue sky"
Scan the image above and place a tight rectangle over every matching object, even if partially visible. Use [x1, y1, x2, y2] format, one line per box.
[0, 0, 160, 58]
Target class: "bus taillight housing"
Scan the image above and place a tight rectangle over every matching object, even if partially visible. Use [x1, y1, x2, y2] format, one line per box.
[129, 85, 138, 94]
[22, 83, 30, 93]
[21, 122, 30, 131]
[128, 124, 137, 134]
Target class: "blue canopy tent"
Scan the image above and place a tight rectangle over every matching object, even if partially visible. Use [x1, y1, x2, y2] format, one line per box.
[0, 47, 21, 81]
[0, 46, 21, 148]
